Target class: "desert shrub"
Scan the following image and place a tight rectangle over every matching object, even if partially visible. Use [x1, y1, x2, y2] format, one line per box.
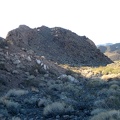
[97, 88, 108, 97]
[109, 84, 120, 90]
[11, 117, 21, 120]
[0, 79, 6, 86]
[108, 80, 119, 85]
[0, 97, 20, 115]
[65, 69, 74, 75]
[63, 82, 82, 97]
[0, 109, 9, 117]
[21, 79, 40, 88]
[104, 96, 120, 109]
[91, 108, 107, 115]
[48, 83, 63, 91]
[5, 89, 28, 97]
[0, 97, 20, 108]
[86, 79, 106, 88]
[38, 99, 48, 107]
[43, 102, 74, 117]
[0, 62, 6, 70]
[90, 110, 120, 120]
[103, 88, 119, 97]
[94, 99, 107, 108]
[24, 97, 38, 105]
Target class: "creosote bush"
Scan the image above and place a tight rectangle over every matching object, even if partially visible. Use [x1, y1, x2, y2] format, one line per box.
[90, 110, 120, 120]
[43, 102, 74, 116]
[0, 97, 20, 109]
[5, 89, 28, 97]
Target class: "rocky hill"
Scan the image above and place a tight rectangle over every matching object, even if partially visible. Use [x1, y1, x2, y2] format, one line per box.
[6, 25, 112, 66]
[98, 43, 120, 61]
[0, 25, 118, 120]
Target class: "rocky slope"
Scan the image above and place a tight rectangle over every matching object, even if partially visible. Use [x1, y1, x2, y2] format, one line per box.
[6, 25, 112, 66]
[0, 25, 118, 120]
[98, 43, 120, 61]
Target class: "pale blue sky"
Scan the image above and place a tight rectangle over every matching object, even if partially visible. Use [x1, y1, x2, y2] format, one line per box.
[0, 0, 120, 45]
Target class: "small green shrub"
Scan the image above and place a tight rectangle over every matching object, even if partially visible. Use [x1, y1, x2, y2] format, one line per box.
[0, 97, 19, 108]
[5, 89, 28, 97]
[91, 108, 107, 115]
[109, 84, 120, 90]
[105, 96, 120, 109]
[86, 79, 105, 88]
[90, 110, 120, 120]
[43, 102, 74, 116]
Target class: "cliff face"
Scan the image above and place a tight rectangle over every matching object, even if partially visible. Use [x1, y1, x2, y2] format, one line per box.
[6, 25, 112, 66]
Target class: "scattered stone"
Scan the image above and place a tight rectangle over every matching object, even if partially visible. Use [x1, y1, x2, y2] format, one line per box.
[12, 70, 19, 74]
[56, 115, 60, 119]
[27, 75, 35, 80]
[63, 115, 70, 119]
[36, 59, 41, 64]
[13, 60, 21, 65]
[26, 56, 32, 61]
[12, 117, 21, 120]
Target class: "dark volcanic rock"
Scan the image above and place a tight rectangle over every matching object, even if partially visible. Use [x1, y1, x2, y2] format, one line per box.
[6, 25, 112, 66]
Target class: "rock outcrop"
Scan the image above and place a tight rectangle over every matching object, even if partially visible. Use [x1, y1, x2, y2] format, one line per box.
[6, 25, 112, 66]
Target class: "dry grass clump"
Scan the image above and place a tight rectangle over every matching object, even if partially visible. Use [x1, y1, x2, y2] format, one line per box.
[90, 110, 120, 120]
[43, 102, 74, 116]
[92, 65, 120, 75]
[101, 74, 120, 80]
